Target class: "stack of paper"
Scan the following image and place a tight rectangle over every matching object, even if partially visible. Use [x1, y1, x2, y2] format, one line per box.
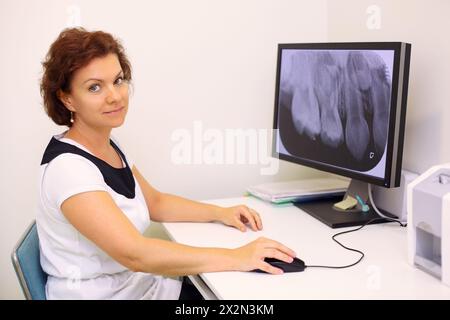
[246, 178, 350, 204]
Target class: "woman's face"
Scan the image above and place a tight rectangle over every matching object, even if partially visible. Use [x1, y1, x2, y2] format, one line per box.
[60, 53, 129, 129]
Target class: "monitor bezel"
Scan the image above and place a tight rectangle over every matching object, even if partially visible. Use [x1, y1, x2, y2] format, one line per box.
[272, 42, 410, 188]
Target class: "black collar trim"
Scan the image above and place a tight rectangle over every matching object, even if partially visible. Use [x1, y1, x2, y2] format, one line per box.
[41, 137, 135, 199]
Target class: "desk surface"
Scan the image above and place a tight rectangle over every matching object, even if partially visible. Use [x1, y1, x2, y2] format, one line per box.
[162, 196, 450, 299]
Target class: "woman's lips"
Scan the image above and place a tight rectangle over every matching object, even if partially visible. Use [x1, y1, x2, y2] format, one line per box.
[104, 107, 124, 114]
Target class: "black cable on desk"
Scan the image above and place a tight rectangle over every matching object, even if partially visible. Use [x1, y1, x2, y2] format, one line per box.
[305, 218, 406, 270]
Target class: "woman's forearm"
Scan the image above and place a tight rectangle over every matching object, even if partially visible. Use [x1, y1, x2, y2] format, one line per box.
[132, 234, 296, 276]
[150, 193, 223, 223]
[133, 236, 237, 276]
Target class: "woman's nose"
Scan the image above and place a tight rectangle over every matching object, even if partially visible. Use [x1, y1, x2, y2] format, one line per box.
[105, 85, 121, 104]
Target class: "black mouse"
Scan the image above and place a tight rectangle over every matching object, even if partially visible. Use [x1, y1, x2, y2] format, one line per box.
[252, 257, 306, 273]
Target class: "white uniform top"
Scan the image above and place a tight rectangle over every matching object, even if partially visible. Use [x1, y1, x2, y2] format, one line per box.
[36, 132, 181, 299]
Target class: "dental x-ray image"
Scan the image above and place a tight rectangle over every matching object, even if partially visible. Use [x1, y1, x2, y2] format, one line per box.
[277, 49, 394, 173]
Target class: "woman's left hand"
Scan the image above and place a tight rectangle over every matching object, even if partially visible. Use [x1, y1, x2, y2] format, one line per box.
[218, 205, 263, 232]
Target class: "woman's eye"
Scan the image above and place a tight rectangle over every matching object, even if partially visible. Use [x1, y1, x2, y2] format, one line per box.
[115, 77, 124, 85]
[89, 84, 100, 92]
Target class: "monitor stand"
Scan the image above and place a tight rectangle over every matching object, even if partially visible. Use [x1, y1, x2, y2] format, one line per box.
[293, 180, 397, 228]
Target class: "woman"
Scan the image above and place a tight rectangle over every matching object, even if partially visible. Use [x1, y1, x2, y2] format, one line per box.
[37, 27, 296, 300]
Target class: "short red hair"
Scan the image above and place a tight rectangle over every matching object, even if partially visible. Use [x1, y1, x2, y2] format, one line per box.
[40, 27, 132, 127]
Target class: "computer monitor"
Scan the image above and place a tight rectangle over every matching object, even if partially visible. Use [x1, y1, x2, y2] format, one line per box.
[272, 42, 411, 228]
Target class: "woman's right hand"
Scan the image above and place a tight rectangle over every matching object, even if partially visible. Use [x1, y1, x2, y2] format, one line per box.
[232, 237, 297, 275]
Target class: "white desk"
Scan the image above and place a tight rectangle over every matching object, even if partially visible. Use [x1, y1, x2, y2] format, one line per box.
[162, 196, 450, 299]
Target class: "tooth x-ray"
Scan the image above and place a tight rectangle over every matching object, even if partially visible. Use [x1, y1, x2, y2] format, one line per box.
[277, 49, 394, 174]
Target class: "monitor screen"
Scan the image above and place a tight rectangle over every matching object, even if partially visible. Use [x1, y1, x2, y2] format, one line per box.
[273, 42, 411, 188]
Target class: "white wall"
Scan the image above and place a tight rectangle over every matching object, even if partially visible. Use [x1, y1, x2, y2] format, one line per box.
[0, 0, 328, 299]
[327, 0, 450, 173]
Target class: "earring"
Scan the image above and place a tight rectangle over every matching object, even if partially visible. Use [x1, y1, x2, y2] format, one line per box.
[70, 112, 74, 123]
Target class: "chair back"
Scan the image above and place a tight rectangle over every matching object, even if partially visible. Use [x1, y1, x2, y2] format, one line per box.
[11, 221, 47, 300]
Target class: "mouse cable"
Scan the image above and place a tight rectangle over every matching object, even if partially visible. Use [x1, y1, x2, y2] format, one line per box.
[305, 217, 404, 270]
